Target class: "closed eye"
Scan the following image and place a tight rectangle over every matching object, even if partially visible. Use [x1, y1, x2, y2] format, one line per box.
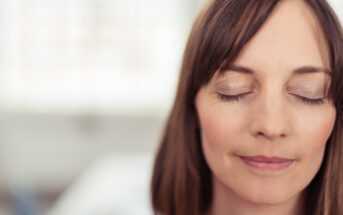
[292, 94, 325, 105]
[216, 92, 250, 102]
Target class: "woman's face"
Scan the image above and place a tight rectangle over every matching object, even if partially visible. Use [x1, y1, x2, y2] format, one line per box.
[195, 0, 336, 206]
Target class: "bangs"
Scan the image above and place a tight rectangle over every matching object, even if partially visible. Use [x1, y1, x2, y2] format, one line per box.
[191, 0, 280, 91]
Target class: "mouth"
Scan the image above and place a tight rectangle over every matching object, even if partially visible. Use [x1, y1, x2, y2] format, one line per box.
[239, 155, 295, 171]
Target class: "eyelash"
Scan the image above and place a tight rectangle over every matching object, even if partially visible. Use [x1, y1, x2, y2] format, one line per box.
[217, 93, 325, 105]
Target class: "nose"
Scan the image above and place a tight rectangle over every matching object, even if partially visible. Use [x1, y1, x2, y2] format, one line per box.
[249, 91, 291, 140]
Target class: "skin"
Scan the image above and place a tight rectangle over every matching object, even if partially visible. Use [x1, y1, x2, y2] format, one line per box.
[195, 1, 336, 215]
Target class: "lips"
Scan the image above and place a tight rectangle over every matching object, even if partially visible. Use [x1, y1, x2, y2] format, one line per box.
[240, 156, 294, 163]
[239, 155, 295, 171]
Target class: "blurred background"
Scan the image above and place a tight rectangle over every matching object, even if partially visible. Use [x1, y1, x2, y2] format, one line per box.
[0, 0, 341, 214]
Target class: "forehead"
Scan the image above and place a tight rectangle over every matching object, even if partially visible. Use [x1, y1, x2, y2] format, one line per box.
[232, 0, 330, 77]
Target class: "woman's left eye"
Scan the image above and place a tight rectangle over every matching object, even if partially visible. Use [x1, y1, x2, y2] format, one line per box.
[293, 95, 325, 105]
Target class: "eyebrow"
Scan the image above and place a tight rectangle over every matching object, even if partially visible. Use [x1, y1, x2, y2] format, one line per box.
[224, 65, 331, 76]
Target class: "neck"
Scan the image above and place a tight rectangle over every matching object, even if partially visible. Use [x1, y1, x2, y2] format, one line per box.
[206, 177, 306, 215]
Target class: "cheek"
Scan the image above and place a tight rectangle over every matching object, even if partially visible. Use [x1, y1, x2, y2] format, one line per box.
[198, 105, 243, 155]
[298, 104, 335, 155]
[197, 105, 245, 175]
[297, 106, 336, 177]
[200, 110, 239, 146]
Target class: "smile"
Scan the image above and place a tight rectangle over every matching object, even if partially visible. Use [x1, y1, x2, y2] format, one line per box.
[239, 155, 295, 171]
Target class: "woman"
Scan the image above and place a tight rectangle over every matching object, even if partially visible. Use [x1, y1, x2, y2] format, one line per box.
[151, 0, 343, 214]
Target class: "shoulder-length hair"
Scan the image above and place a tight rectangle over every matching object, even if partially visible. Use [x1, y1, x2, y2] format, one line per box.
[151, 0, 343, 214]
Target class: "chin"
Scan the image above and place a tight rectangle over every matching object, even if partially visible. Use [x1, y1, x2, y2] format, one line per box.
[239, 188, 296, 206]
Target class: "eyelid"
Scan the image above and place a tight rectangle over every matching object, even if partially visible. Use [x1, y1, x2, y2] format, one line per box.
[287, 79, 328, 94]
[287, 88, 325, 99]
[216, 92, 251, 102]
[292, 94, 325, 105]
[288, 91, 324, 100]
[216, 87, 251, 95]
[215, 76, 253, 88]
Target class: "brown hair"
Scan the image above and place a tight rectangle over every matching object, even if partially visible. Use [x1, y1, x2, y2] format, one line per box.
[150, 0, 343, 215]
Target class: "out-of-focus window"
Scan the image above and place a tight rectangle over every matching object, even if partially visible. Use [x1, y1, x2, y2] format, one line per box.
[329, 0, 343, 21]
[1, 0, 205, 115]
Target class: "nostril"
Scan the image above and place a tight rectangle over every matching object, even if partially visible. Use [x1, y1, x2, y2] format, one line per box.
[257, 131, 265, 137]
[255, 130, 287, 139]
[249, 114, 291, 139]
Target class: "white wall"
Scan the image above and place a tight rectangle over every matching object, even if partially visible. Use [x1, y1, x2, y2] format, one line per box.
[329, 0, 343, 21]
[1, 0, 199, 115]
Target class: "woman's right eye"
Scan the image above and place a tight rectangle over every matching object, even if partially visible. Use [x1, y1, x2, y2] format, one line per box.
[216, 92, 250, 102]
